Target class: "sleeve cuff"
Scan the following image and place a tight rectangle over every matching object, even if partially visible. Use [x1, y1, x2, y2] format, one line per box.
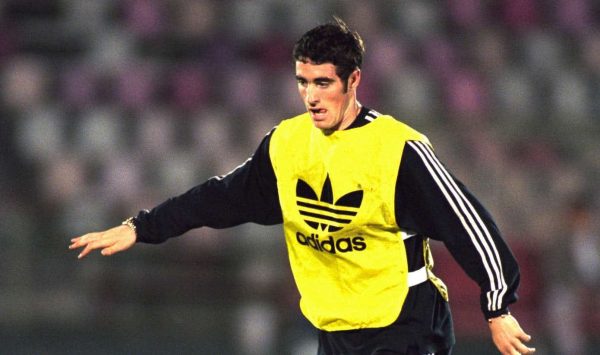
[483, 307, 510, 321]
[132, 209, 156, 244]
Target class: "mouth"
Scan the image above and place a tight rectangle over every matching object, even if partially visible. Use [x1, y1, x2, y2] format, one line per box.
[309, 108, 327, 120]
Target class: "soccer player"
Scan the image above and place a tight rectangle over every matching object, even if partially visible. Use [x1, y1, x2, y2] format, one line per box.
[70, 18, 535, 355]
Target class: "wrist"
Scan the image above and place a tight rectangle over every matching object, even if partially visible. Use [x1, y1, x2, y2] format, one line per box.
[488, 311, 511, 324]
[121, 216, 138, 238]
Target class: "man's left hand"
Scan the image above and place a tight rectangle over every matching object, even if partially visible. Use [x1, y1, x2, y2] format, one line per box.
[488, 313, 536, 355]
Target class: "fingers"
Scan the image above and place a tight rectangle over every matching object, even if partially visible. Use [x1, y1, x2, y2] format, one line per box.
[69, 231, 114, 259]
[69, 232, 100, 252]
[490, 314, 536, 355]
[79, 235, 114, 259]
[499, 342, 535, 355]
[69, 225, 136, 259]
[510, 344, 535, 354]
[501, 342, 535, 355]
[514, 334, 536, 354]
[507, 335, 536, 354]
[100, 239, 128, 256]
[516, 330, 532, 342]
[518, 345, 536, 354]
[512, 322, 535, 353]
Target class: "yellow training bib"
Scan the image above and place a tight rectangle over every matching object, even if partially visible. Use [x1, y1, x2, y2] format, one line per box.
[269, 113, 431, 331]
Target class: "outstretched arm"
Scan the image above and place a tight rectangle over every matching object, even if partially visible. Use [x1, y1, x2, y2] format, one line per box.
[132, 129, 281, 244]
[69, 129, 281, 258]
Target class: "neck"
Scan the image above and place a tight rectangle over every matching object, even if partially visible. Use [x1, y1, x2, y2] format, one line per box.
[324, 99, 361, 135]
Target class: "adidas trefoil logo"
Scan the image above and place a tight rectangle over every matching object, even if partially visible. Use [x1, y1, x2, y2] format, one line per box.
[296, 174, 363, 232]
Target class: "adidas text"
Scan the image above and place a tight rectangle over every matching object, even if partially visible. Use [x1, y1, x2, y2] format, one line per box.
[295, 232, 366, 254]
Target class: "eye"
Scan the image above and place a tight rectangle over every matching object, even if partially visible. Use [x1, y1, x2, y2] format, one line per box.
[316, 80, 330, 88]
[296, 78, 307, 86]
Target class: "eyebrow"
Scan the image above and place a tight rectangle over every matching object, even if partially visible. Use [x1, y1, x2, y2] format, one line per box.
[315, 77, 335, 83]
[295, 75, 335, 83]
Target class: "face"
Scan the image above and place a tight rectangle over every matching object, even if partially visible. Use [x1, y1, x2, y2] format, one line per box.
[295, 61, 361, 132]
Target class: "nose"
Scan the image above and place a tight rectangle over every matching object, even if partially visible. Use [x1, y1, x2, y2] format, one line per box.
[306, 85, 319, 105]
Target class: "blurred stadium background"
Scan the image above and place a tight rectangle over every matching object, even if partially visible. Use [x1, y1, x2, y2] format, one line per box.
[1, 0, 599, 354]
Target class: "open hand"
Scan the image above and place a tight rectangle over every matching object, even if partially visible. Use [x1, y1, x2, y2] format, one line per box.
[69, 225, 136, 259]
[489, 313, 536, 355]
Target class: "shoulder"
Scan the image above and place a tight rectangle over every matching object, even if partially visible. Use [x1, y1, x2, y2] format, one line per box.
[272, 112, 312, 139]
[278, 112, 311, 128]
[374, 114, 431, 145]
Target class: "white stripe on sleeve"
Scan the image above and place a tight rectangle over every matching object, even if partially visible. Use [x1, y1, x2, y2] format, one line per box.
[407, 141, 508, 311]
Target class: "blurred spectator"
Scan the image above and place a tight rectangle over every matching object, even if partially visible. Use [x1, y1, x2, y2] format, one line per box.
[115, 62, 160, 111]
[421, 35, 460, 82]
[382, 64, 439, 122]
[443, 67, 489, 122]
[581, 31, 600, 75]
[172, 0, 218, 40]
[394, 1, 442, 41]
[550, 69, 590, 123]
[59, 63, 100, 110]
[15, 106, 66, 163]
[554, 0, 593, 36]
[168, 63, 209, 110]
[500, 0, 540, 32]
[1, 57, 49, 110]
[73, 106, 126, 160]
[447, 0, 486, 30]
[490, 67, 537, 120]
[122, 0, 165, 40]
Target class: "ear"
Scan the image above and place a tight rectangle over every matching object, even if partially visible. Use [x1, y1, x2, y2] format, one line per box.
[348, 69, 361, 90]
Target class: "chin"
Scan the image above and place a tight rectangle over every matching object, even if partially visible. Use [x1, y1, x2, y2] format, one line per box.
[312, 120, 332, 130]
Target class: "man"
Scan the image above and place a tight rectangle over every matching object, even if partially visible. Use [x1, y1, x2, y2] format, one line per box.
[70, 18, 535, 355]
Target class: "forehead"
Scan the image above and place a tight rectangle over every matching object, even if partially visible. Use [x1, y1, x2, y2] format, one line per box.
[295, 61, 340, 79]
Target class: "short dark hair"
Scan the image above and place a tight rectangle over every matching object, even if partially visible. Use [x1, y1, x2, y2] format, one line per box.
[293, 17, 365, 85]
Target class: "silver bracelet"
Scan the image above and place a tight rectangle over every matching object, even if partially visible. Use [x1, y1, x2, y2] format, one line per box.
[121, 216, 137, 234]
[488, 312, 511, 324]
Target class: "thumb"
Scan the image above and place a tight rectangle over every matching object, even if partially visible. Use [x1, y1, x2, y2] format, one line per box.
[101, 247, 114, 256]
